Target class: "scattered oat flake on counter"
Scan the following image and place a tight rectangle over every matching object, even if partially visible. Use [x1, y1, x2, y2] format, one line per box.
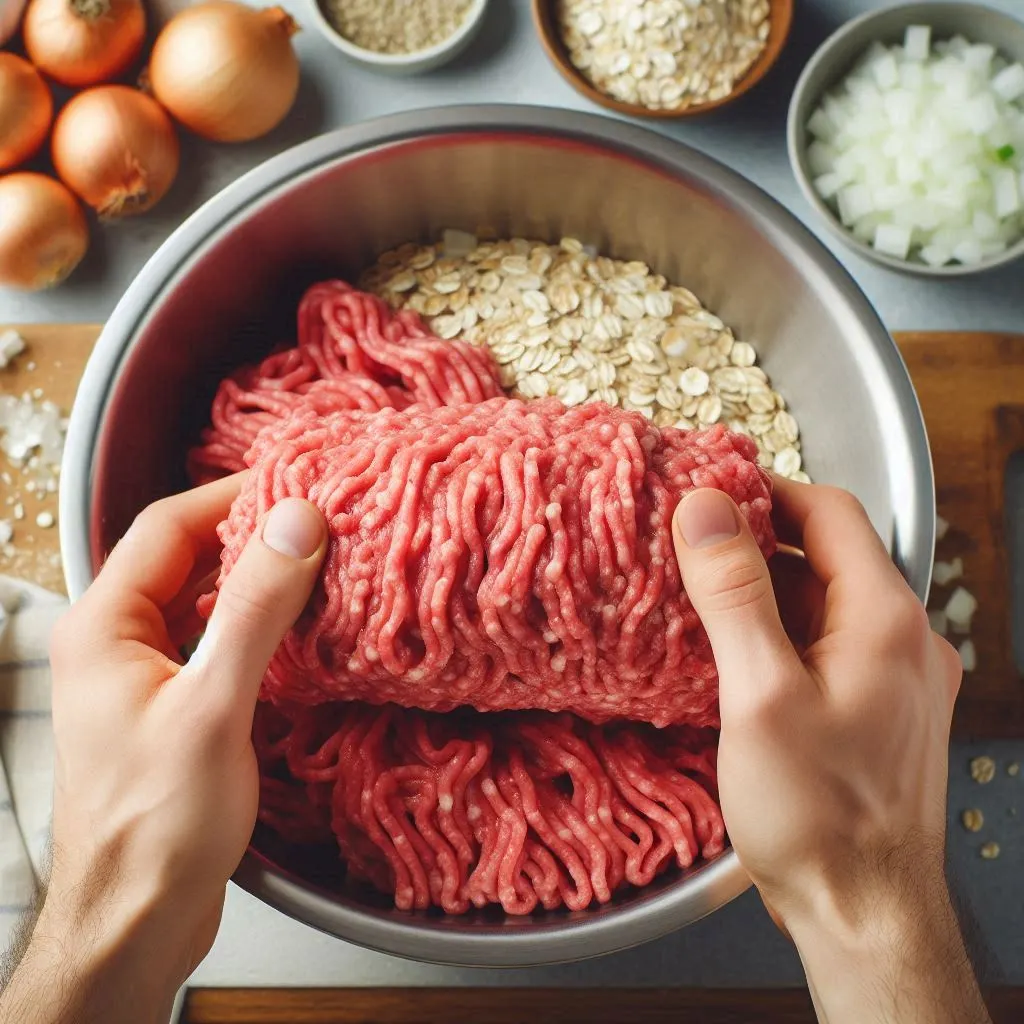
[1009, 762, 1021, 777]
[557, 0, 770, 111]
[961, 808, 984, 832]
[980, 841, 1001, 860]
[971, 755, 997, 784]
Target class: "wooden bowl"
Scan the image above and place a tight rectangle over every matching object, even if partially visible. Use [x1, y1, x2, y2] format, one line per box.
[531, 0, 793, 118]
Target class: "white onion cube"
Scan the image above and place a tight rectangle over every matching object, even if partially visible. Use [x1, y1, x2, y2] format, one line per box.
[807, 140, 837, 174]
[900, 62, 925, 90]
[967, 93, 999, 135]
[964, 43, 995, 74]
[928, 609, 948, 635]
[884, 89, 916, 127]
[814, 173, 844, 199]
[873, 223, 912, 259]
[933, 557, 964, 586]
[936, 514, 950, 540]
[953, 238, 985, 265]
[807, 107, 834, 140]
[992, 168, 1020, 218]
[972, 209, 999, 239]
[992, 62, 1024, 101]
[837, 184, 874, 225]
[945, 586, 978, 627]
[921, 243, 952, 267]
[872, 52, 900, 89]
[958, 639, 977, 673]
[904, 25, 931, 62]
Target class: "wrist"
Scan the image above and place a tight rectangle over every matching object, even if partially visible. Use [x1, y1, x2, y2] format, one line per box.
[1, 877, 190, 1024]
[783, 873, 988, 1024]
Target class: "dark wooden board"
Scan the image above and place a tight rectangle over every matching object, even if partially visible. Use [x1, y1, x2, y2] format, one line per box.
[897, 333, 1024, 737]
[182, 986, 1024, 1023]
[1, 327, 1021, 734]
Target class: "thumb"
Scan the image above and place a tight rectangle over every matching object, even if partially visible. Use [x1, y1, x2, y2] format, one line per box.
[672, 488, 796, 705]
[193, 498, 326, 698]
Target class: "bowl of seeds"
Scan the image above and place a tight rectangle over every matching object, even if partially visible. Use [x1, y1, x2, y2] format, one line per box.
[311, 0, 489, 74]
[532, 0, 792, 117]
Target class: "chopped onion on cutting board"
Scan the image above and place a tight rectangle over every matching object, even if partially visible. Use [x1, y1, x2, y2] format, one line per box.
[806, 25, 1024, 267]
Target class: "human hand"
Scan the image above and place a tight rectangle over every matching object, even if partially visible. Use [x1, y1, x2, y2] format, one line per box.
[672, 479, 986, 1024]
[0, 477, 325, 1024]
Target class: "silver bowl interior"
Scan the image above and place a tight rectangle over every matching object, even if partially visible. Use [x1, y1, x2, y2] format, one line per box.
[60, 106, 934, 966]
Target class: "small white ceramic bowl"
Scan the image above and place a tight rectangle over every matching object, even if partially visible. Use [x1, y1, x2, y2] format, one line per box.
[788, 1, 1024, 277]
[309, 0, 489, 75]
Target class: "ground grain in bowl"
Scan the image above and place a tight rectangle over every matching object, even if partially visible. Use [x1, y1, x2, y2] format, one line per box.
[322, 0, 473, 55]
[361, 233, 808, 480]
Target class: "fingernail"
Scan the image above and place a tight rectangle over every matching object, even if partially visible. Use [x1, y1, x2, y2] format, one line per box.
[262, 499, 325, 560]
[676, 489, 740, 549]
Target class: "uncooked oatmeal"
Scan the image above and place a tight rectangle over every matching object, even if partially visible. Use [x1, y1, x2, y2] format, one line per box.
[362, 232, 808, 480]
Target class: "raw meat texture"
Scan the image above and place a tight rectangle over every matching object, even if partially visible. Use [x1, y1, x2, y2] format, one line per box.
[189, 280, 502, 481]
[191, 280, 775, 913]
[254, 700, 726, 915]
[209, 398, 774, 727]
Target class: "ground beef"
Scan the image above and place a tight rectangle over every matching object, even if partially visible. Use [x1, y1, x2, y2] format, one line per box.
[193, 280, 776, 914]
[254, 700, 725, 915]
[211, 397, 773, 727]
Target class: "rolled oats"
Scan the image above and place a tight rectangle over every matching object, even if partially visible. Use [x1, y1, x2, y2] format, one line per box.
[364, 233, 806, 479]
[556, 0, 771, 112]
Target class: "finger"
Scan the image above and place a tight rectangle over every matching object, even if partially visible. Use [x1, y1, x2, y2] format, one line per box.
[91, 473, 246, 609]
[769, 550, 826, 653]
[672, 488, 804, 721]
[771, 477, 903, 589]
[188, 498, 326, 706]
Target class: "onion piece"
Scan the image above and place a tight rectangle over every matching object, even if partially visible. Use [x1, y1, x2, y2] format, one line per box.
[958, 639, 977, 673]
[149, 1, 300, 143]
[945, 586, 977, 632]
[23, 0, 145, 87]
[0, 0, 28, 45]
[0, 173, 88, 291]
[0, 53, 53, 172]
[51, 86, 179, 218]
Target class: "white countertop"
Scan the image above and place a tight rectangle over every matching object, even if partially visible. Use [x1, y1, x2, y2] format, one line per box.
[3, 0, 1023, 989]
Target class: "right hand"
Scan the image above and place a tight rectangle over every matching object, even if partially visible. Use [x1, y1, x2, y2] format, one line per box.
[671, 477, 961, 935]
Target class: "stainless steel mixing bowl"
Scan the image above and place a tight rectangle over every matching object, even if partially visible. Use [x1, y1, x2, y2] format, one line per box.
[60, 105, 934, 967]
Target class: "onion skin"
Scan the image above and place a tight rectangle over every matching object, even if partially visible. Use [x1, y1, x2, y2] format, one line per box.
[150, 1, 300, 143]
[52, 86, 180, 218]
[0, 54, 53, 171]
[0, 0, 29, 46]
[0, 173, 88, 291]
[23, 0, 146, 87]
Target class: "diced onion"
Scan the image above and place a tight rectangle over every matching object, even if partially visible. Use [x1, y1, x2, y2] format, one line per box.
[933, 557, 963, 586]
[807, 26, 1024, 266]
[945, 586, 977, 630]
[958, 639, 977, 673]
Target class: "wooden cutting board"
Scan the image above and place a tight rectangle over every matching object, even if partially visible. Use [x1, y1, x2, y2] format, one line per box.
[182, 985, 1024, 1023]
[0, 327, 1020, 736]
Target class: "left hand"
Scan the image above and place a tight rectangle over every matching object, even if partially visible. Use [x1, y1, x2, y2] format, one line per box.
[2, 476, 326, 1023]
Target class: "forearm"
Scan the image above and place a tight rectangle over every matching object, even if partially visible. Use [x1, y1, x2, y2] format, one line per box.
[0, 893, 186, 1024]
[790, 882, 991, 1024]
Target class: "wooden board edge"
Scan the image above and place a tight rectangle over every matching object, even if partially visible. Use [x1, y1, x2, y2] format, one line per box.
[182, 986, 1024, 1024]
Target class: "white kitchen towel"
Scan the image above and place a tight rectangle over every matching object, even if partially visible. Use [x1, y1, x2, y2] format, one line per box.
[0, 577, 64, 952]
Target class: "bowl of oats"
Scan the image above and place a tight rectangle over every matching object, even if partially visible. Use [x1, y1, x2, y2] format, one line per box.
[311, 0, 489, 74]
[533, 0, 792, 117]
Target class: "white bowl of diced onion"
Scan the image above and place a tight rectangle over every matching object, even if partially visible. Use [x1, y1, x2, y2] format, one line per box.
[787, 2, 1024, 275]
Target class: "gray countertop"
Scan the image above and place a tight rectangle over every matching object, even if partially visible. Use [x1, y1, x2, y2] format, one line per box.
[2, 0, 1022, 989]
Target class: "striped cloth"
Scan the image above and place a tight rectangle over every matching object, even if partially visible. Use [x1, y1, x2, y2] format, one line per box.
[0, 578, 63, 951]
